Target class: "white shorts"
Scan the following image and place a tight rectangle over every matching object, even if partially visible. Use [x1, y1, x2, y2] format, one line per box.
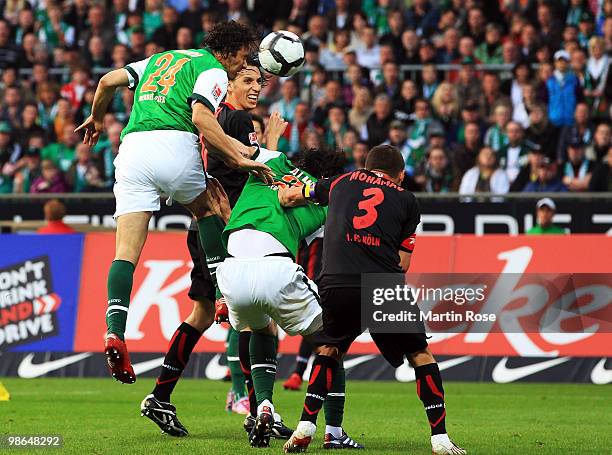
[113, 130, 207, 218]
[216, 257, 323, 336]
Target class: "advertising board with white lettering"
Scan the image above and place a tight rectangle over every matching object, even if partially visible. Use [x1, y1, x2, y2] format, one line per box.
[0, 234, 84, 351]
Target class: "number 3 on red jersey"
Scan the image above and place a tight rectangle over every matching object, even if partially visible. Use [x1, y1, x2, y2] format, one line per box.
[353, 188, 385, 229]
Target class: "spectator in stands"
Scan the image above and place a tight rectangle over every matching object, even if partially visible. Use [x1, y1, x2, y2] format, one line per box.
[348, 86, 373, 133]
[481, 72, 510, 124]
[152, 6, 179, 50]
[546, 50, 582, 128]
[523, 157, 568, 192]
[455, 58, 482, 110]
[279, 102, 311, 158]
[420, 63, 439, 100]
[301, 64, 327, 108]
[512, 82, 539, 128]
[406, 98, 442, 167]
[526, 198, 565, 234]
[380, 9, 405, 62]
[459, 146, 510, 195]
[484, 104, 511, 152]
[356, 25, 381, 69]
[383, 119, 413, 173]
[505, 61, 534, 109]
[431, 82, 459, 143]
[393, 79, 418, 119]
[586, 123, 611, 163]
[399, 29, 420, 65]
[37, 199, 76, 234]
[66, 143, 105, 193]
[344, 141, 368, 171]
[1, 86, 22, 129]
[561, 138, 594, 191]
[60, 66, 93, 111]
[453, 120, 483, 179]
[557, 102, 593, 161]
[270, 78, 300, 123]
[30, 159, 69, 193]
[364, 93, 394, 148]
[438, 27, 460, 64]
[79, 4, 115, 49]
[303, 14, 329, 49]
[498, 121, 532, 184]
[39, 4, 75, 50]
[0, 121, 21, 192]
[313, 79, 345, 127]
[320, 29, 352, 68]
[586, 36, 610, 119]
[414, 146, 453, 193]
[510, 146, 545, 192]
[589, 145, 612, 191]
[143, 0, 163, 39]
[323, 104, 348, 150]
[87, 35, 111, 69]
[12, 144, 42, 194]
[475, 23, 503, 64]
[42, 122, 79, 173]
[525, 103, 558, 159]
[537, 3, 562, 51]
[376, 62, 401, 99]
[405, 0, 440, 38]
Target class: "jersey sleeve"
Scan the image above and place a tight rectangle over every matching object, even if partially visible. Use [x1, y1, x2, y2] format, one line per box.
[398, 193, 421, 253]
[227, 110, 259, 147]
[124, 57, 151, 90]
[189, 68, 228, 113]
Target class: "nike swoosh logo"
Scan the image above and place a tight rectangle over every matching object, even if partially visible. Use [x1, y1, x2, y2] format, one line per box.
[18, 353, 93, 378]
[132, 357, 164, 375]
[395, 356, 474, 382]
[492, 357, 571, 383]
[205, 353, 227, 380]
[590, 358, 612, 385]
[343, 354, 377, 370]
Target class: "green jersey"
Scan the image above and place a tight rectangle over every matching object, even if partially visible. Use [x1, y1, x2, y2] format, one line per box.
[526, 224, 566, 235]
[223, 149, 327, 257]
[121, 49, 228, 140]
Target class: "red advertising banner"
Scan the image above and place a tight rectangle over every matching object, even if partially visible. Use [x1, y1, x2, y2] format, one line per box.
[74, 234, 612, 357]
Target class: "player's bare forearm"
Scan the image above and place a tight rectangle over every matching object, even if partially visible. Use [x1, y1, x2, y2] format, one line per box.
[91, 69, 129, 122]
[278, 186, 307, 207]
[399, 250, 412, 272]
[193, 103, 248, 168]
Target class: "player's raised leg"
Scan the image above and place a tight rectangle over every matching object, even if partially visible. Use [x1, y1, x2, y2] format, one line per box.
[104, 211, 151, 384]
[141, 297, 214, 436]
[409, 348, 466, 455]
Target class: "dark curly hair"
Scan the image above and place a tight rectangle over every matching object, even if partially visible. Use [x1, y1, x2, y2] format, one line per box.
[294, 148, 347, 180]
[202, 21, 258, 58]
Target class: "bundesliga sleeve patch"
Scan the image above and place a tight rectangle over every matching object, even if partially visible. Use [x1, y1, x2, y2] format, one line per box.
[248, 132, 259, 145]
[212, 84, 222, 101]
[401, 234, 416, 252]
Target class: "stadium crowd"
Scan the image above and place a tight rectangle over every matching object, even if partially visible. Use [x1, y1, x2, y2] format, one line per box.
[0, 0, 611, 194]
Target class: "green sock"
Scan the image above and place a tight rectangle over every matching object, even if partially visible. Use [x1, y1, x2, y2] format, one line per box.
[196, 215, 227, 299]
[324, 365, 345, 427]
[249, 332, 277, 405]
[227, 328, 246, 399]
[106, 259, 135, 341]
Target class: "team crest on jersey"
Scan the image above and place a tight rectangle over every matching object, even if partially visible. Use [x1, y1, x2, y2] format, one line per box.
[248, 132, 258, 145]
[212, 84, 222, 101]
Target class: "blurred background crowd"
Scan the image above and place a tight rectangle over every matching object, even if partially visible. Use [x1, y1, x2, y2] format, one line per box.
[0, 0, 611, 196]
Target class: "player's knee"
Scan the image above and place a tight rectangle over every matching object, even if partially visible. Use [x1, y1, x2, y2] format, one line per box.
[406, 348, 435, 367]
[316, 345, 342, 361]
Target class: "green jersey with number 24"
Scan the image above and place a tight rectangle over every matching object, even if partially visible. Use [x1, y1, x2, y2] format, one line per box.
[120, 49, 227, 140]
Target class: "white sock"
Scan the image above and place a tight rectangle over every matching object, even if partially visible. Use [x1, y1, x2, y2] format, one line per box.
[257, 399, 275, 416]
[325, 425, 343, 438]
[431, 433, 451, 446]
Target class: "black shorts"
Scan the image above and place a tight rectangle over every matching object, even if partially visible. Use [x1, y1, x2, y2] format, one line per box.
[315, 286, 428, 368]
[187, 229, 215, 302]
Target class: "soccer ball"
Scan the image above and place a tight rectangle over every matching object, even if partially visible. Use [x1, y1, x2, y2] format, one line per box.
[258, 31, 305, 77]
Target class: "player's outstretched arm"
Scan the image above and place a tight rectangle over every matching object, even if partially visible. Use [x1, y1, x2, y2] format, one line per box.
[75, 69, 129, 146]
[192, 103, 274, 184]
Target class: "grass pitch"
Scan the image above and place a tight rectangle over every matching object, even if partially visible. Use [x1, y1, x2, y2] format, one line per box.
[1, 378, 610, 454]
